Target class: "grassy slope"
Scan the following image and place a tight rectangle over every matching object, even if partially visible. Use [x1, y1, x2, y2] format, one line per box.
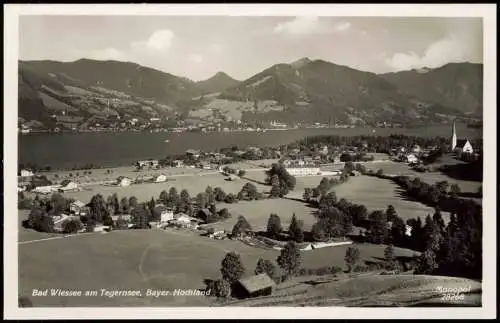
[223, 274, 481, 307]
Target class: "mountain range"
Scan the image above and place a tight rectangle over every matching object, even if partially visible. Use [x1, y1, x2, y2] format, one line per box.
[18, 57, 483, 128]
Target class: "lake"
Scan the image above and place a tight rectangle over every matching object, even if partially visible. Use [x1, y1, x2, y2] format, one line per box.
[18, 125, 482, 169]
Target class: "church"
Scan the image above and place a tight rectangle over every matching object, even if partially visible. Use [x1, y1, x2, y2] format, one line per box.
[451, 120, 474, 154]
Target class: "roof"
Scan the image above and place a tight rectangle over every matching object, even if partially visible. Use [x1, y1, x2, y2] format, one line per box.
[116, 176, 131, 181]
[198, 208, 212, 216]
[456, 139, 470, 148]
[71, 200, 86, 208]
[238, 273, 276, 294]
[60, 179, 75, 187]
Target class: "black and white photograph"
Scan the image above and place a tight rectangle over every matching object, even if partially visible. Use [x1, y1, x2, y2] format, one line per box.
[3, 3, 496, 320]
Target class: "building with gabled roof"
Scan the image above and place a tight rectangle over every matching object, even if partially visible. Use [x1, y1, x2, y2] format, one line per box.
[234, 273, 276, 298]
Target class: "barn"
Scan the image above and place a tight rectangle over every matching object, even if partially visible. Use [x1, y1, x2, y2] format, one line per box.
[233, 273, 276, 299]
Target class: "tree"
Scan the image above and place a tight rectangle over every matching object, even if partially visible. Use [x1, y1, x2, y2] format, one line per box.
[220, 252, 245, 284]
[317, 206, 345, 238]
[89, 194, 109, 223]
[303, 188, 312, 202]
[435, 181, 449, 195]
[277, 241, 302, 280]
[384, 244, 395, 262]
[205, 186, 215, 205]
[148, 197, 156, 213]
[390, 216, 407, 247]
[213, 279, 231, 298]
[225, 193, 236, 204]
[110, 193, 120, 215]
[232, 216, 252, 237]
[368, 211, 388, 244]
[288, 213, 304, 243]
[344, 247, 360, 273]
[350, 204, 368, 227]
[159, 190, 169, 204]
[196, 192, 208, 209]
[168, 187, 180, 209]
[266, 213, 282, 239]
[179, 189, 191, 212]
[131, 205, 150, 229]
[27, 207, 44, 229]
[120, 197, 130, 214]
[62, 218, 83, 234]
[385, 205, 398, 223]
[415, 249, 438, 275]
[449, 184, 461, 196]
[269, 175, 282, 198]
[214, 187, 227, 202]
[238, 170, 246, 177]
[376, 169, 384, 176]
[311, 222, 327, 242]
[319, 191, 337, 210]
[254, 258, 278, 282]
[128, 196, 138, 210]
[239, 182, 258, 200]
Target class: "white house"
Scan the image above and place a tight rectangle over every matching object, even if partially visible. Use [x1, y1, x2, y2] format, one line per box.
[153, 174, 167, 183]
[70, 200, 87, 215]
[32, 185, 56, 194]
[455, 139, 474, 154]
[286, 167, 321, 176]
[405, 154, 419, 164]
[116, 176, 132, 187]
[172, 160, 184, 167]
[20, 169, 34, 177]
[160, 209, 174, 223]
[58, 180, 78, 192]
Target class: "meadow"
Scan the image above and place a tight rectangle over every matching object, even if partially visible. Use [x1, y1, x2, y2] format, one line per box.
[18, 225, 418, 307]
[333, 175, 451, 223]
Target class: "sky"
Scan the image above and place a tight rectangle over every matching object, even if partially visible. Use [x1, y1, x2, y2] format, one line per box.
[19, 16, 483, 81]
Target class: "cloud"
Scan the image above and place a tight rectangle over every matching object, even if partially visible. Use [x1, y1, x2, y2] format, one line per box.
[274, 16, 321, 36]
[131, 29, 175, 53]
[334, 22, 351, 32]
[189, 54, 203, 64]
[385, 34, 475, 71]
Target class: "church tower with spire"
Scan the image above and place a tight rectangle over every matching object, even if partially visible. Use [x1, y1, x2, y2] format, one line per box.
[451, 119, 457, 151]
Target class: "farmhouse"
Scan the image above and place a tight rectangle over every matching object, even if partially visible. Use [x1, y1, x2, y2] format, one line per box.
[20, 169, 34, 177]
[58, 180, 78, 192]
[405, 153, 419, 164]
[233, 273, 276, 299]
[32, 185, 56, 195]
[185, 149, 201, 159]
[53, 214, 81, 233]
[172, 160, 184, 167]
[116, 176, 132, 187]
[153, 174, 167, 183]
[70, 200, 87, 215]
[136, 160, 159, 169]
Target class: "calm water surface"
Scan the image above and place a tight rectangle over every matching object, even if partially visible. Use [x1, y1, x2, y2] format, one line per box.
[18, 125, 481, 169]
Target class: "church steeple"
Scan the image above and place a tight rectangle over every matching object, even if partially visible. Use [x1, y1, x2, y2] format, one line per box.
[451, 119, 457, 150]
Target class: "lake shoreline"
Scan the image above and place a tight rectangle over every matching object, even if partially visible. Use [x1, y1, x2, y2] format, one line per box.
[19, 125, 482, 171]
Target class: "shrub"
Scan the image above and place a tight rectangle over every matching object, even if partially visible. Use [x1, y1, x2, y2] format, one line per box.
[62, 218, 83, 234]
[214, 279, 231, 298]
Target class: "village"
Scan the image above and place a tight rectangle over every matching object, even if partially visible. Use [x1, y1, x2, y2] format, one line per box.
[17, 123, 482, 303]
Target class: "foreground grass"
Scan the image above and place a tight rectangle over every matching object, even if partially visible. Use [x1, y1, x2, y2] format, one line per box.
[19, 223, 417, 307]
[223, 274, 482, 307]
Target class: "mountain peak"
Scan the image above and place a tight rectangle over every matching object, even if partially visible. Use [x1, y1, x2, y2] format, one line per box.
[290, 57, 312, 69]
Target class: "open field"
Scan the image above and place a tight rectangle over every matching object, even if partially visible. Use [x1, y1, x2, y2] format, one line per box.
[224, 274, 481, 307]
[18, 224, 418, 307]
[333, 176, 452, 223]
[364, 161, 482, 193]
[204, 199, 317, 232]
